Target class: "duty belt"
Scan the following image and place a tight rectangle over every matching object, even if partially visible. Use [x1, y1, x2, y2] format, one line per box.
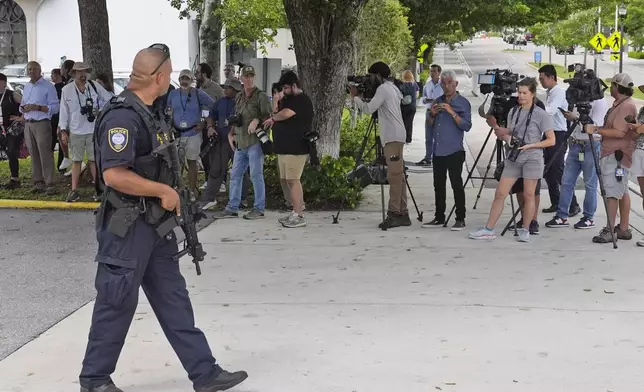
[102, 189, 147, 238]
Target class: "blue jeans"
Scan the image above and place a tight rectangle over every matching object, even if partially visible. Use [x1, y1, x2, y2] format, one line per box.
[424, 111, 435, 161]
[226, 143, 265, 212]
[556, 141, 599, 220]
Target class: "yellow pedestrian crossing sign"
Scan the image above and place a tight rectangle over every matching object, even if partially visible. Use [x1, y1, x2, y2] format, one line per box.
[589, 33, 607, 51]
[608, 31, 623, 51]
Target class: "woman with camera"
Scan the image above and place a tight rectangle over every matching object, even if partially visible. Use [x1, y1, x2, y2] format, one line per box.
[469, 77, 555, 242]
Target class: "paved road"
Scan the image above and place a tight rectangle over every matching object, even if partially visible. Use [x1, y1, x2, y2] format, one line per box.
[0, 209, 216, 361]
[0, 210, 97, 360]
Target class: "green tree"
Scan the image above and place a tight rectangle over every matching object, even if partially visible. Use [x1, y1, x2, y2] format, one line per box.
[624, 0, 644, 50]
[355, 0, 414, 74]
[283, 0, 369, 158]
[169, 0, 285, 81]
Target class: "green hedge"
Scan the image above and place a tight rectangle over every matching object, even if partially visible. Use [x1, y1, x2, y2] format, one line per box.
[263, 111, 374, 209]
[628, 51, 644, 59]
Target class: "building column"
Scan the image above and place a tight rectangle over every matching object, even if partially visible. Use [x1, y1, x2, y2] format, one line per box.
[14, 0, 42, 61]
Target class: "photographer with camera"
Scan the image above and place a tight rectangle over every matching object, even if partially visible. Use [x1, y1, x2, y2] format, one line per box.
[58, 62, 113, 202]
[544, 96, 608, 229]
[469, 77, 555, 242]
[262, 70, 314, 228]
[199, 78, 250, 211]
[349, 61, 409, 229]
[485, 94, 546, 234]
[584, 73, 637, 244]
[213, 65, 272, 220]
[422, 69, 472, 230]
[538, 65, 581, 215]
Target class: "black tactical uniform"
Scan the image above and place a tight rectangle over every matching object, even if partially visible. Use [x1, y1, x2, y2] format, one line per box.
[79, 89, 247, 392]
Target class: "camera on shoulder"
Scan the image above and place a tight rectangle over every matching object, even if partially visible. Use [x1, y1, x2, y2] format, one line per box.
[346, 74, 379, 100]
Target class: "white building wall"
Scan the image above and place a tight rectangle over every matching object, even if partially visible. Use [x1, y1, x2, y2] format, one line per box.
[30, 0, 196, 73]
[258, 28, 296, 67]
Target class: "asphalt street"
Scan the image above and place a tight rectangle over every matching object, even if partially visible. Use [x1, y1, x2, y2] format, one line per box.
[0, 209, 97, 360]
[0, 208, 216, 361]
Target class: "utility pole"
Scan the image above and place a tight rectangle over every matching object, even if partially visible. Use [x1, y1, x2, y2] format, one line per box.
[618, 2, 627, 73]
[614, 4, 618, 74]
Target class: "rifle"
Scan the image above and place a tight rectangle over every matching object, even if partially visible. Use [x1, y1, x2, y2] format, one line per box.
[153, 136, 207, 275]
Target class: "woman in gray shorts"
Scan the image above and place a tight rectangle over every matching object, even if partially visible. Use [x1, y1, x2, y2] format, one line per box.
[469, 77, 555, 242]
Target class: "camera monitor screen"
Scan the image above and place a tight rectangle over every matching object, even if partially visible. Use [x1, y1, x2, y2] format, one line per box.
[478, 73, 495, 85]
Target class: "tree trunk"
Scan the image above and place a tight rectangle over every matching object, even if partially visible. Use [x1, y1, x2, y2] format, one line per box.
[77, 0, 113, 80]
[283, 0, 369, 158]
[200, 0, 223, 82]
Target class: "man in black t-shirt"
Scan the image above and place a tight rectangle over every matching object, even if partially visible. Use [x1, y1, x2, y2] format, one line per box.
[262, 70, 314, 228]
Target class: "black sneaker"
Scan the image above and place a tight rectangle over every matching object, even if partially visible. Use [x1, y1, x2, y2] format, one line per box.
[542, 205, 557, 213]
[568, 205, 581, 217]
[397, 213, 412, 226]
[508, 219, 523, 231]
[421, 218, 444, 228]
[451, 220, 466, 231]
[545, 216, 569, 228]
[2, 179, 20, 189]
[80, 384, 124, 392]
[416, 158, 431, 166]
[574, 217, 595, 229]
[65, 190, 80, 202]
[196, 369, 249, 392]
[379, 215, 401, 229]
[529, 220, 540, 235]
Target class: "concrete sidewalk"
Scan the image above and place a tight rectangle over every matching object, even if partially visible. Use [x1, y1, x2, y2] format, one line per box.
[3, 107, 644, 392]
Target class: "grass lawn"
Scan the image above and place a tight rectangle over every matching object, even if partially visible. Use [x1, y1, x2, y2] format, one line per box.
[0, 152, 98, 201]
[528, 62, 644, 100]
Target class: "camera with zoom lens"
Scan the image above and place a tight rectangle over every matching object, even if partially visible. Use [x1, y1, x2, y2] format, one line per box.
[506, 135, 525, 162]
[227, 114, 243, 127]
[81, 97, 95, 122]
[347, 74, 379, 100]
[479, 69, 521, 97]
[564, 63, 607, 106]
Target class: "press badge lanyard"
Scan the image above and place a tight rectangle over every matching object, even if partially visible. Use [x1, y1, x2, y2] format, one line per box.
[179, 89, 190, 128]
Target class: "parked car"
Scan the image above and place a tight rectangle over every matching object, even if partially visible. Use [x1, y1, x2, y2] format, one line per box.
[525, 32, 534, 41]
[0, 63, 28, 78]
[555, 46, 575, 55]
[515, 36, 527, 45]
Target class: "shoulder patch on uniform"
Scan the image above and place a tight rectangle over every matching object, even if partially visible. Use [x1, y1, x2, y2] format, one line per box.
[108, 128, 129, 153]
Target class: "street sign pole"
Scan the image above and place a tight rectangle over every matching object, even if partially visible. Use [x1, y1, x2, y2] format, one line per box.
[619, 21, 623, 72]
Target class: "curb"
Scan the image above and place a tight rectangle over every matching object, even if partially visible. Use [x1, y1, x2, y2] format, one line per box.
[0, 199, 99, 210]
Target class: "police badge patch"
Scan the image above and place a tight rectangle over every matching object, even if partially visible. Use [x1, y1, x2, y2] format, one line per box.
[108, 128, 128, 152]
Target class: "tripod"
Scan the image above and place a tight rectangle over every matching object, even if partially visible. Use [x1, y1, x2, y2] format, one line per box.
[443, 128, 518, 234]
[332, 114, 423, 228]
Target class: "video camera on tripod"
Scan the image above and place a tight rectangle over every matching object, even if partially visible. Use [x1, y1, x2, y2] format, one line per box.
[563, 63, 608, 123]
[478, 68, 523, 125]
[347, 75, 380, 101]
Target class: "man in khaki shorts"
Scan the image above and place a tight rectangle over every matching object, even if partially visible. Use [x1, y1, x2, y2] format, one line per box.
[262, 70, 314, 228]
[585, 72, 638, 244]
[59, 62, 113, 201]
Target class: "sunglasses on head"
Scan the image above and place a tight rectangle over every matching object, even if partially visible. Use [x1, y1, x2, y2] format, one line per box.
[149, 43, 170, 75]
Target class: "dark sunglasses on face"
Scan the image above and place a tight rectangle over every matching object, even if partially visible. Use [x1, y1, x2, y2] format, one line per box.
[148, 43, 170, 75]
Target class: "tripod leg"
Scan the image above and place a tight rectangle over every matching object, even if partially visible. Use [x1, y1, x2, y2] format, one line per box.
[444, 128, 495, 226]
[473, 142, 498, 209]
[405, 170, 423, 222]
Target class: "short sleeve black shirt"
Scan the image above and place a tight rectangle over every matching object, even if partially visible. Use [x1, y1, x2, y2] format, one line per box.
[272, 92, 314, 155]
[95, 107, 153, 173]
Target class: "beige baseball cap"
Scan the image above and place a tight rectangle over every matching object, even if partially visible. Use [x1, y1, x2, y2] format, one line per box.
[609, 72, 634, 88]
[179, 69, 194, 79]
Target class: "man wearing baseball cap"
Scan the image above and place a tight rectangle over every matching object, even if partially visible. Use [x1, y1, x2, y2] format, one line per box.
[166, 68, 215, 192]
[584, 72, 637, 244]
[200, 78, 250, 209]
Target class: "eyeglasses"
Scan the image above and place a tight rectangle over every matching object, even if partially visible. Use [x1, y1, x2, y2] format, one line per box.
[148, 43, 170, 75]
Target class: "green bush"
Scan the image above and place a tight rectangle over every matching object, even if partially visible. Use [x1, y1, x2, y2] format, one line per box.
[628, 51, 644, 59]
[419, 69, 429, 87]
[263, 112, 375, 209]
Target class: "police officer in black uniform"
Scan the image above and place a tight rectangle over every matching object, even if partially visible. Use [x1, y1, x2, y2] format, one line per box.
[79, 44, 248, 392]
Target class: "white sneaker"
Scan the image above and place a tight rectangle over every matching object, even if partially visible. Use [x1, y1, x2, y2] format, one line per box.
[200, 181, 208, 190]
[220, 183, 226, 192]
[201, 200, 217, 210]
[59, 158, 72, 170]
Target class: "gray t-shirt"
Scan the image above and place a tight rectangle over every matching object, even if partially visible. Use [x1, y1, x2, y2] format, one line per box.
[507, 105, 554, 162]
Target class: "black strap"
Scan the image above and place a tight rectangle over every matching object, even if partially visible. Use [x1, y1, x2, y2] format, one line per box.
[510, 103, 535, 144]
